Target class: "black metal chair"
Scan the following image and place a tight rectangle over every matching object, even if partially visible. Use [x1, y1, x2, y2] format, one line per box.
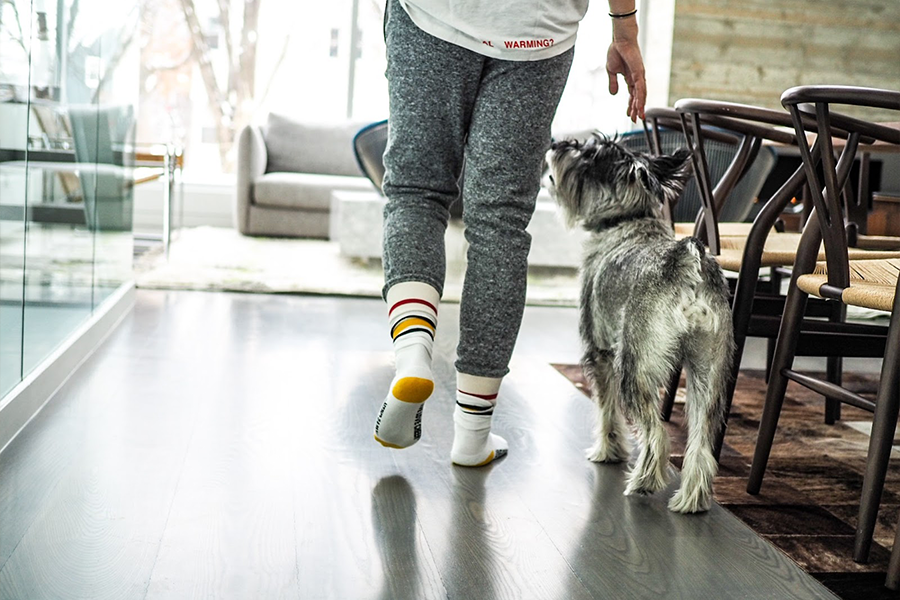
[352, 120, 389, 192]
[745, 86, 900, 588]
[352, 119, 464, 219]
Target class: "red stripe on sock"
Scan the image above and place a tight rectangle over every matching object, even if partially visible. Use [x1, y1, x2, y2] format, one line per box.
[458, 390, 498, 401]
[389, 298, 438, 316]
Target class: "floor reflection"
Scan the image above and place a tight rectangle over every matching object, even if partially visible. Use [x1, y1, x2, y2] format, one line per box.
[445, 465, 498, 600]
[371, 475, 424, 600]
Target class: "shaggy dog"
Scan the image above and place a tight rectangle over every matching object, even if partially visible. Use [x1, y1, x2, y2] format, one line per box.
[545, 135, 734, 513]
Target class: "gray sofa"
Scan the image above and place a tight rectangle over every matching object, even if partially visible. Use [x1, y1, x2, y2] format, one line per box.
[234, 113, 374, 238]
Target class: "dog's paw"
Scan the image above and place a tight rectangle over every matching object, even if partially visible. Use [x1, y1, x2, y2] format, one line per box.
[623, 467, 669, 496]
[667, 485, 712, 514]
[585, 439, 630, 463]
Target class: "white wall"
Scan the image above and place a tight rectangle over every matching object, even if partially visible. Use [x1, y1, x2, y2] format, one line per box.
[641, 0, 675, 111]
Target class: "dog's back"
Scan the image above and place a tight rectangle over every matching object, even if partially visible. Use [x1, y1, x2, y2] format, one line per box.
[581, 219, 730, 349]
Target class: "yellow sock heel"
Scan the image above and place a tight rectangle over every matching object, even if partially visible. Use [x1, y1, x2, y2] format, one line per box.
[392, 377, 434, 403]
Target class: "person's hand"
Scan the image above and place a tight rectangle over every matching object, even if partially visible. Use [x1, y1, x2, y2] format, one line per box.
[606, 26, 646, 122]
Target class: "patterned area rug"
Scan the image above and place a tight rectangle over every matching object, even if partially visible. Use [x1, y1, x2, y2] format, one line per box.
[134, 226, 581, 306]
[553, 365, 898, 600]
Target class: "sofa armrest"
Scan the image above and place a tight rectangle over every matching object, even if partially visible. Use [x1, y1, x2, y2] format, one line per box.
[234, 124, 268, 234]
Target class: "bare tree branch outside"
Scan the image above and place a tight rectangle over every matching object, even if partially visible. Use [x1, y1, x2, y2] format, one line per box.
[139, 0, 275, 173]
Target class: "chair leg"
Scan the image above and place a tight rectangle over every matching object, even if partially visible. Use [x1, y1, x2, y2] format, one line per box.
[713, 365, 739, 462]
[887, 520, 900, 590]
[765, 337, 776, 382]
[825, 356, 843, 424]
[713, 265, 758, 462]
[660, 368, 680, 422]
[854, 304, 900, 563]
[713, 315, 746, 462]
[747, 282, 810, 495]
[764, 267, 782, 383]
[824, 302, 846, 424]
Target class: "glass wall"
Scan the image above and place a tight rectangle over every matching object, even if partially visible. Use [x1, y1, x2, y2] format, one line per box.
[0, 0, 139, 399]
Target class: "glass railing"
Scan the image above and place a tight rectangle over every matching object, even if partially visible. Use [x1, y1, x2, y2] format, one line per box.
[0, 0, 139, 399]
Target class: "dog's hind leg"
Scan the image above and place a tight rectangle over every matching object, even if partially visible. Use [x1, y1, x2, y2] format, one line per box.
[668, 336, 730, 513]
[583, 348, 631, 463]
[619, 348, 671, 496]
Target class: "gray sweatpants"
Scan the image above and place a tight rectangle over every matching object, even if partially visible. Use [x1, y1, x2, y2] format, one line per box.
[382, 0, 574, 378]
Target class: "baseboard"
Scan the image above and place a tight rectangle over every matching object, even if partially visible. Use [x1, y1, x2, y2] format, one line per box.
[0, 282, 136, 456]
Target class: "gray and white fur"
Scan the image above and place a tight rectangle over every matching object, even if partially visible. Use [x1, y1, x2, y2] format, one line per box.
[546, 134, 734, 514]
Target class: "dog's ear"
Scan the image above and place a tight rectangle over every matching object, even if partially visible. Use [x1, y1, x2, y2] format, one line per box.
[645, 148, 693, 201]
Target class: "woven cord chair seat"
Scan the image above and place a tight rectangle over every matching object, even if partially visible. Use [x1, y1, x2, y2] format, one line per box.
[696, 233, 900, 273]
[797, 258, 900, 311]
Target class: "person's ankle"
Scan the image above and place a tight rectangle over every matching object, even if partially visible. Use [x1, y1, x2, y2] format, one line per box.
[450, 373, 507, 466]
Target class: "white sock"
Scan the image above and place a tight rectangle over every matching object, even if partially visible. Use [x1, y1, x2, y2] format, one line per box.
[451, 373, 508, 467]
[374, 282, 440, 449]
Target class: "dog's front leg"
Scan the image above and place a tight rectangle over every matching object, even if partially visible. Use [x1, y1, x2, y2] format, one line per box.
[583, 349, 631, 463]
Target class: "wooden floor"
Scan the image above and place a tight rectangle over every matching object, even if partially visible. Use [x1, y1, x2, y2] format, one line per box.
[0, 290, 838, 599]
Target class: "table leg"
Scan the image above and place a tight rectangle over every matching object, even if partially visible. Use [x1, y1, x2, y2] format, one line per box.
[163, 147, 172, 260]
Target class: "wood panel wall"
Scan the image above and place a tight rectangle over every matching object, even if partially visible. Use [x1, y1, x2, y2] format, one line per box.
[668, 0, 900, 118]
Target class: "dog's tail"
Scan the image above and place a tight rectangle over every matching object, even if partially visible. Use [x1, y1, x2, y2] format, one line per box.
[671, 237, 731, 333]
[672, 236, 705, 286]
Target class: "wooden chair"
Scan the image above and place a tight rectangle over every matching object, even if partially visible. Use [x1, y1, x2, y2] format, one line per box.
[668, 99, 900, 457]
[744, 85, 900, 586]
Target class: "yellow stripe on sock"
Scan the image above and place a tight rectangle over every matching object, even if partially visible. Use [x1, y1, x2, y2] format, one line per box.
[392, 377, 433, 403]
[374, 434, 405, 449]
[392, 317, 435, 338]
[473, 451, 496, 467]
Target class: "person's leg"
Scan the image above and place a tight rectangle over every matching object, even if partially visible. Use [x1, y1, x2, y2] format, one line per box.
[451, 49, 575, 466]
[374, 0, 484, 449]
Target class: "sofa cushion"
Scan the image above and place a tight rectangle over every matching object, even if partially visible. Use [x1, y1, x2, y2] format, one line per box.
[263, 114, 367, 177]
[253, 172, 374, 211]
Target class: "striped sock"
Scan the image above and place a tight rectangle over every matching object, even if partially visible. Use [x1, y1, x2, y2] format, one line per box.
[374, 282, 440, 449]
[451, 373, 508, 467]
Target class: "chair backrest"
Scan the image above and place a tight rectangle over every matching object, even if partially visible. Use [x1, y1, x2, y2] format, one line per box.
[673, 99, 835, 254]
[353, 120, 388, 193]
[69, 104, 136, 231]
[781, 85, 900, 291]
[620, 120, 774, 225]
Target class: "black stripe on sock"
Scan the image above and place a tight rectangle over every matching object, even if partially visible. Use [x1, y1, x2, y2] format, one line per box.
[393, 327, 435, 342]
[390, 312, 436, 328]
[457, 401, 493, 415]
[390, 315, 437, 338]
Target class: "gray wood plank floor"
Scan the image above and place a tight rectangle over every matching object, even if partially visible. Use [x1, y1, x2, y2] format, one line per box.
[0, 290, 838, 599]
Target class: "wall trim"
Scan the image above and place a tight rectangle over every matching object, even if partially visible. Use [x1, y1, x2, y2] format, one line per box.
[0, 283, 136, 456]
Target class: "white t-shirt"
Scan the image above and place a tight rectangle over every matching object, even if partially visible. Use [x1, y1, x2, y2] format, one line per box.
[398, 0, 590, 61]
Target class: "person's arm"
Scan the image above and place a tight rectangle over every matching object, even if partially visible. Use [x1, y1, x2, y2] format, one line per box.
[606, 0, 647, 122]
